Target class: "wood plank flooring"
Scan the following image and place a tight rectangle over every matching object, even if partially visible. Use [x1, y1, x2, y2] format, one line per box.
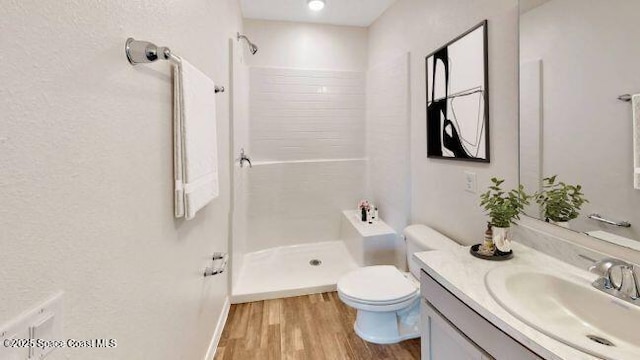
[215, 292, 420, 360]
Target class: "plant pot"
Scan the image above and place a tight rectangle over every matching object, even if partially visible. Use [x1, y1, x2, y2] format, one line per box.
[492, 226, 512, 252]
[550, 220, 570, 229]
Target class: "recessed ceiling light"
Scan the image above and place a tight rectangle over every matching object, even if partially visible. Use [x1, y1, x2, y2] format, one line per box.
[308, 0, 325, 11]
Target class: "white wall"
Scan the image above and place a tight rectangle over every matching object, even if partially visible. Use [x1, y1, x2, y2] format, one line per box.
[246, 160, 367, 251]
[369, 0, 520, 245]
[243, 19, 368, 71]
[230, 40, 251, 295]
[366, 54, 411, 267]
[0, 1, 242, 359]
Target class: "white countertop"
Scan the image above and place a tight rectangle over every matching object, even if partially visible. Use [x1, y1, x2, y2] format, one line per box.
[414, 242, 601, 360]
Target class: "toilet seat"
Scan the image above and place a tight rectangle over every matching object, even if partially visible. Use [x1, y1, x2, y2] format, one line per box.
[339, 289, 417, 306]
[337, 265, 418, 308]
[339, 291, 419, 312]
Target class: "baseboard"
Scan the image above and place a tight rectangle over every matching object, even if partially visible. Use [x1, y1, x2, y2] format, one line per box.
[204, 296, 231, 360]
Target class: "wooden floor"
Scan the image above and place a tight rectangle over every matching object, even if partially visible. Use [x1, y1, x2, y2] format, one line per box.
[215, 292, 421, 360]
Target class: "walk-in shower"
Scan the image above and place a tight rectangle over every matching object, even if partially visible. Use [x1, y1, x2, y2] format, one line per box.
[229, 63, 366, 303]
[228, 29, 411, 304]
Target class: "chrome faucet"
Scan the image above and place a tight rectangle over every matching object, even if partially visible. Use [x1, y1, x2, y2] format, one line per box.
[589, 258, 630, 290]
[589, 258, 640, 304]
[238, 148, 252, 168]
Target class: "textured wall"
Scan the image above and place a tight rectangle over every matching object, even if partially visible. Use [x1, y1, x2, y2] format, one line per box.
[0, 1, 242, 359]
[369, 0, 520, 245]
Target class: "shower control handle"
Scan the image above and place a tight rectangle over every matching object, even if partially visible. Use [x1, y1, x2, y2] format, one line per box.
[238, 148, 252, 168]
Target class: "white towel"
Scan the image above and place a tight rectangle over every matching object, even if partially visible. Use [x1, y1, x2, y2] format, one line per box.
[173, 63, 185, 218]
[173, 59, 219, 219]
[633, 94, 640, 190]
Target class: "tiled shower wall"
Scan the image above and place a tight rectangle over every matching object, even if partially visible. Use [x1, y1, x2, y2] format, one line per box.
[246, 67, 366, 252]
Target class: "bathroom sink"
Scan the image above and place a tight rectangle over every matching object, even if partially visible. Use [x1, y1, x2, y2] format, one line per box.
[485, 265, 640, 360]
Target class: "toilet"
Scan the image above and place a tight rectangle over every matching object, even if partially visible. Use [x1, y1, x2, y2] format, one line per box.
[337, 224, 461, 344]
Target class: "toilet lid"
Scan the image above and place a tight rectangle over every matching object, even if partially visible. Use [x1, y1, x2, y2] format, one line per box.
[337, 265, 418, 304]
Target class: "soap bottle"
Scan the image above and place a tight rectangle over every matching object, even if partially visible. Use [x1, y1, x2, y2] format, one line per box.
[480, 223, 495, 255]
[361, 207, 367, 222]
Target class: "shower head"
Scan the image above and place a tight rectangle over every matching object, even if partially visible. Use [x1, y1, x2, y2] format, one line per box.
[248, 43, 258, 55]
[237, 32, 258, 55]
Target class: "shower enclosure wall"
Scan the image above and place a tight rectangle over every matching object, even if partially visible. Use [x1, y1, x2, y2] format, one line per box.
[232, 66, 366, 302]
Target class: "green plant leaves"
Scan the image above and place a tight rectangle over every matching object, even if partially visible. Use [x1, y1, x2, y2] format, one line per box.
[533, 175, 588, 222]
[480, 178, 530, 228]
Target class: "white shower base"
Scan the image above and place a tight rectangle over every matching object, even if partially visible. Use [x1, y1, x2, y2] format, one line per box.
[232, 241, 359, 304]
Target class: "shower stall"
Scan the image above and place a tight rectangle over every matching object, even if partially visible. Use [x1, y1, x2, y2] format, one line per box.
[230, 59, 366, 302]
[229, 30, 410, 303]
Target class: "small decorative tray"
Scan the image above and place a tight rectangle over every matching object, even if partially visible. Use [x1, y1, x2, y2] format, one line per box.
[469, 244, 513, 261]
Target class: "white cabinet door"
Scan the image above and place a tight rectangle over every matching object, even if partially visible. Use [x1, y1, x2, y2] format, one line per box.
[421, 299, 493, 360]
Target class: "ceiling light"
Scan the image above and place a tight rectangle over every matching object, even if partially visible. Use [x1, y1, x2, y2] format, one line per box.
[308, 0, 325, 11]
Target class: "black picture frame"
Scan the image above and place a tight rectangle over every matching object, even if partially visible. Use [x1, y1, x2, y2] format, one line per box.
[425, 20, 490, 162]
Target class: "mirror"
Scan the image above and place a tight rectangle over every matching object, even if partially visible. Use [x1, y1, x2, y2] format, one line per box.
[519, 0, 640, 247]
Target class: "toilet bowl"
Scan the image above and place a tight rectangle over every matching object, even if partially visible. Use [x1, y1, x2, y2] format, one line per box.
[338, 265, 421, 344]
[337, 225, 460, 344]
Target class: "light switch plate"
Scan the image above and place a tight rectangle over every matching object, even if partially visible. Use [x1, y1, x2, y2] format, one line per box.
[464, 171, 477, 194]
[0, 292, 64, 360]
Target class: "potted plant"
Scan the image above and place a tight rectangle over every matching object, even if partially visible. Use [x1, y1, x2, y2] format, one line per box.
[534, 175, 588, 228]
[480, 178, 530, 253]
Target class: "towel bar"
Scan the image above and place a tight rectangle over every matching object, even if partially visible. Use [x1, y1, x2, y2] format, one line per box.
[125, 38, 225, 93]
[587, 213, 631, 228]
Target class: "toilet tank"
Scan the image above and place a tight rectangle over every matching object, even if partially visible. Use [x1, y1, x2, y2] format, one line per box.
[403, 225, 460, 279]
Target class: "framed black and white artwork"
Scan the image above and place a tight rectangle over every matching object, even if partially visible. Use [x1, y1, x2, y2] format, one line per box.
[426, 20, 490, 162]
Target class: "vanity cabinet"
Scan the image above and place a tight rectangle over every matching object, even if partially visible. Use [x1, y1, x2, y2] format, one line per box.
[420, 270, 543, 360]
[421, 298, 493, 359]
